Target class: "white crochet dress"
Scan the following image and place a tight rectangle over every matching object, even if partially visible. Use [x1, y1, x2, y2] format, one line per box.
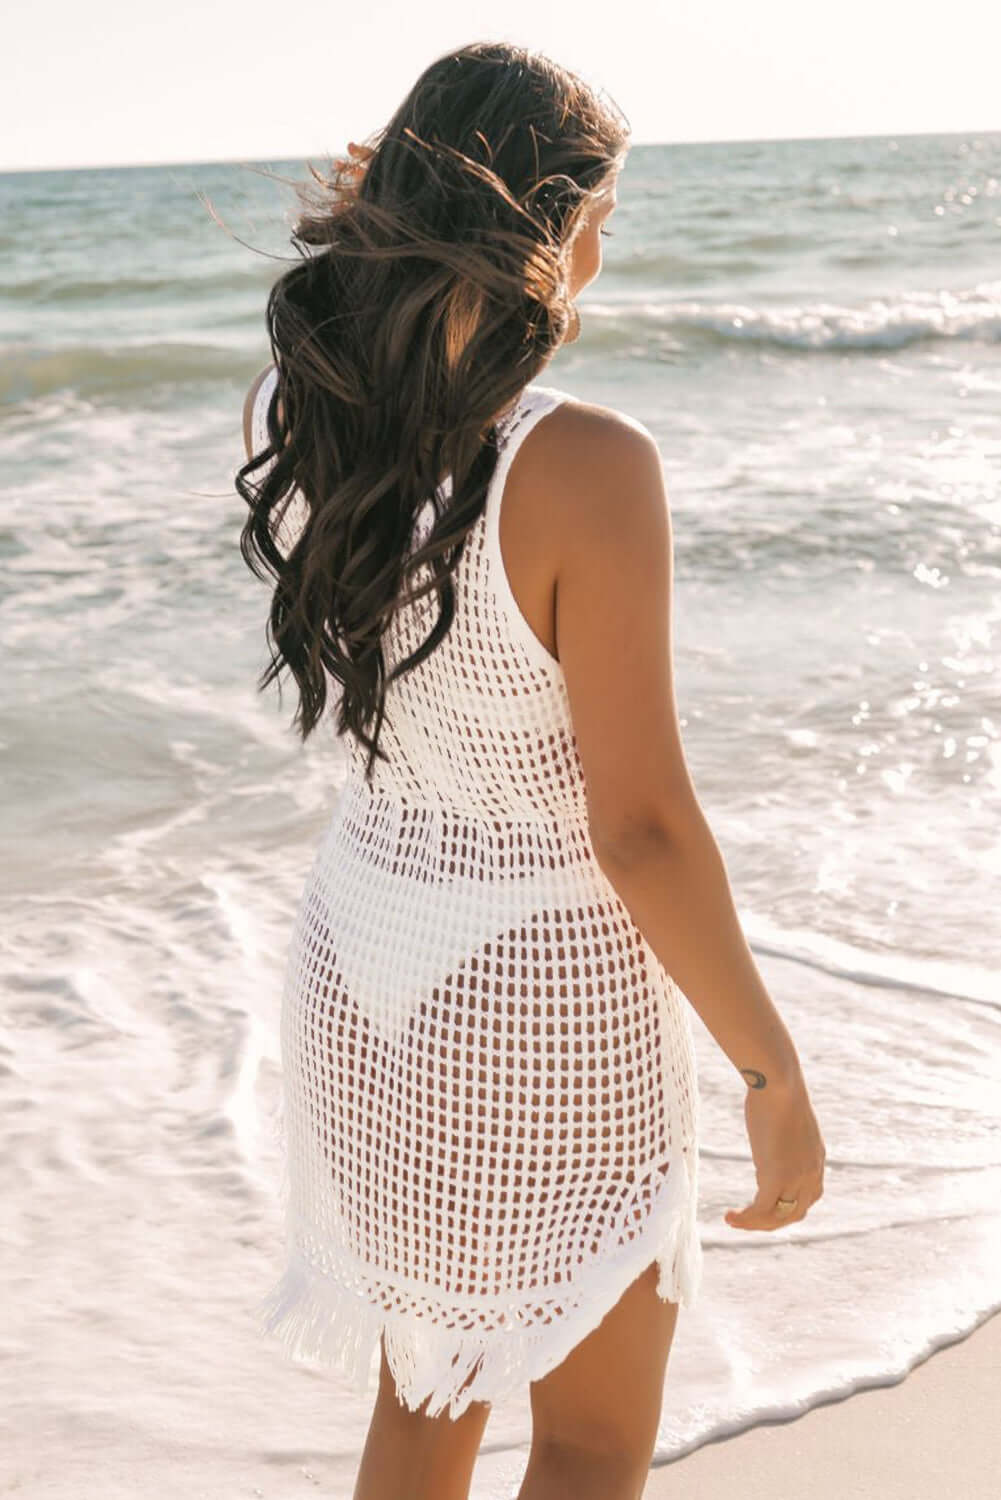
[251, 369, 703, 1419]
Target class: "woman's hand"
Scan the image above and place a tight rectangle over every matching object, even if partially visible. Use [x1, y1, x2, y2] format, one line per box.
[724, 1070, 826, 1231]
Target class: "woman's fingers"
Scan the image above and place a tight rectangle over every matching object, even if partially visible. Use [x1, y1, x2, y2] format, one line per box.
[725, 1182, 812, 1231]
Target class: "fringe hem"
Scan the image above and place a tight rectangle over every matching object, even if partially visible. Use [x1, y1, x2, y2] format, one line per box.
[254, 1147, 703, 1420]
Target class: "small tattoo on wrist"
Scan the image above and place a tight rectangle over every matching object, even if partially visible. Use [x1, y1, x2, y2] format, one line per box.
[741, 1068, 767, 1089]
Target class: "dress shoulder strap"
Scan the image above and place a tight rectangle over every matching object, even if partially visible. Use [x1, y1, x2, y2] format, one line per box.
[481, 382, 580, 675]
[251, 365, 279, 458]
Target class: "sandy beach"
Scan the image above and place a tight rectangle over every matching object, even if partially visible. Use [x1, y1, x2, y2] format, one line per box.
[644, 1307, 1001, 1498]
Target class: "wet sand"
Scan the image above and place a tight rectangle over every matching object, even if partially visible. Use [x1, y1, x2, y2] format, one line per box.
[644, 1306, 1001, 1498]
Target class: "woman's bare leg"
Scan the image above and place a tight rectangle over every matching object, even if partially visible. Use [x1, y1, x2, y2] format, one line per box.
[351, 1334, 491, 1500]
[517, 1260, 679, 1500]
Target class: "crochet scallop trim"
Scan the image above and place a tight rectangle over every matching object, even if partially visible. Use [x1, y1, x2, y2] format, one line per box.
[255, 1146, 702, 1420]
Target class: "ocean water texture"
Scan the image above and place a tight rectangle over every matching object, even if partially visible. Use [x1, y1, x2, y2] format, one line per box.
[2, 130, 1000, 1497]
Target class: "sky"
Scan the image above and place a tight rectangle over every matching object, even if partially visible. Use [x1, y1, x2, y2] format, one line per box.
[3, 0, 999, 172]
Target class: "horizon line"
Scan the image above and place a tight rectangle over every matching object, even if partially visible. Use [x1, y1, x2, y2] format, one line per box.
[2, 122, 999, 176]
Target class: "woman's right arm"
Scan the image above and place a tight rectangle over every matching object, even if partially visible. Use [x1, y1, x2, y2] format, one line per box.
[546, 403, 825, 1226]
[549, 405, 800, 1091]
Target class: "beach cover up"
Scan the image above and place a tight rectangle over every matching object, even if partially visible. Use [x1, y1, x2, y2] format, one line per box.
[251, 370, 703, 1417]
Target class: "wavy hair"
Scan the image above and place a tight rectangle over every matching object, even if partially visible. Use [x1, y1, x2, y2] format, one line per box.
[235, 40, 629, 781]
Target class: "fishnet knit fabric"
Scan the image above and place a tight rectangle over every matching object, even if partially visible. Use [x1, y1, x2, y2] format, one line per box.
[252, 369, 703, 1418]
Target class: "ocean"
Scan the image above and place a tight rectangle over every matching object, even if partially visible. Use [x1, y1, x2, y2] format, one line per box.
[2, 131, 1000, 1498]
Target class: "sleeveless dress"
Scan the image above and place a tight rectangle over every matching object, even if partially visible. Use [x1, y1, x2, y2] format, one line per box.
[251, 369, 704, 1419]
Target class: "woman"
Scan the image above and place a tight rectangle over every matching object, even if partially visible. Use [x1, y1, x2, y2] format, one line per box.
[237, 40, 825, 1500]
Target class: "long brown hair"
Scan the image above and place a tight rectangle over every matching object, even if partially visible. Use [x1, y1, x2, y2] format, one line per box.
[235, 40, 629, 782]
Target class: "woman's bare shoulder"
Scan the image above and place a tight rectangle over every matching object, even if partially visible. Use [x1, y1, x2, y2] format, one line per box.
[535, 394, 658, 456]
[515, 394, 665, 546]
[523, 398, 693, 851]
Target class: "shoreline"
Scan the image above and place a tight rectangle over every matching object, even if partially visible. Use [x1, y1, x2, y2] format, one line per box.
[644, 1306, 1001, 1497]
